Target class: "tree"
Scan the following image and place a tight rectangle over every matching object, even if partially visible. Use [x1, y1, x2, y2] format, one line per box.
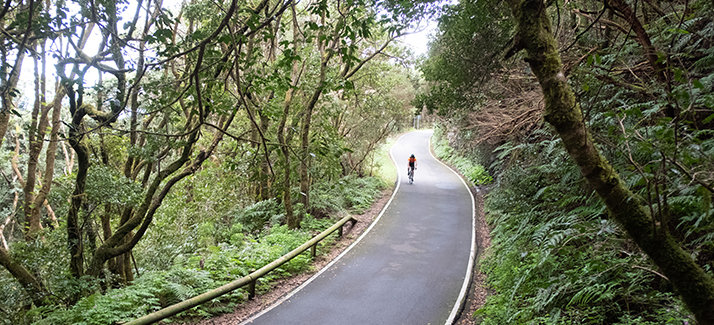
[503, 0, 714, 323]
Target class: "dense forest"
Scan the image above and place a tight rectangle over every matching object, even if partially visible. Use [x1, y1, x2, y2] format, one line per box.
[0, 0, 420, 323]
[419, 0, 714, 324]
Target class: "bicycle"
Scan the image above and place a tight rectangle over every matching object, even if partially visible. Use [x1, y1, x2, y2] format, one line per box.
[408, 167, 415, 184]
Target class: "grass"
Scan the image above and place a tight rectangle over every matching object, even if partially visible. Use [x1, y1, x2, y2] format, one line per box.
[373, 134, 400, 185]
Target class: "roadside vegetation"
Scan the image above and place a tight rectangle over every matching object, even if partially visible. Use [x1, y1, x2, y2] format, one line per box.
[431, 126, 492, 186]
[29, 175, 385, 325]
[418, 0, 714, 323]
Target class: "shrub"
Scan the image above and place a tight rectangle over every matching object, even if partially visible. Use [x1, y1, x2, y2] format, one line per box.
[310, 175, 385, 217]
[231, 198, 283, 234]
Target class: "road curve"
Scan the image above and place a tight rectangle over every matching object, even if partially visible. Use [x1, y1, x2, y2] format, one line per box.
[241, 130, 475, 325]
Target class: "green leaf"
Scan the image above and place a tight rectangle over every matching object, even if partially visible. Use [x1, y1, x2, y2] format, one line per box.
[674, 69, 684, 83]
[656, 52, 667, 64]
[703, 113, 714, 124]
[693, 79, 704, 89]
[667, 27, 690, 34]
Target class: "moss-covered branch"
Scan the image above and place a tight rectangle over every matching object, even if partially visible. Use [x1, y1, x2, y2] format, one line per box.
[0, 246, 47, 307]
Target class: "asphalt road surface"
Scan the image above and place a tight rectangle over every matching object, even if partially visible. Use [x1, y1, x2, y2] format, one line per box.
[242, 130, 475, 325]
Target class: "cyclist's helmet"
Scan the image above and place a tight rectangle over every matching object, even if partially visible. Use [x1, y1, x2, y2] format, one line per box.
[410, 154, 415, 158]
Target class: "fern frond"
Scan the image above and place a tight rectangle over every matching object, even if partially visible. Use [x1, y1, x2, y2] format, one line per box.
[567, 283, 616, 307]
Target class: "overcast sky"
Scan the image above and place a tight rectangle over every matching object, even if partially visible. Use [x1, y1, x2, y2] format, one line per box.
[401, 21, 437, 56]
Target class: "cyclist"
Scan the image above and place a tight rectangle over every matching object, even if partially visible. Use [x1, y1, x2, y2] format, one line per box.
[407, 154, 417, 180]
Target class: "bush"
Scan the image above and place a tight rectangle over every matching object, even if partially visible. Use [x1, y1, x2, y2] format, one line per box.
[31, 209, 355, 324]
[231, 198, 283, 234]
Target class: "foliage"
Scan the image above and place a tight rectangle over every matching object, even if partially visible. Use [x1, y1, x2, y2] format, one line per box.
[307, 175, 386, 217]
[419, 0, 714, 322]
[17, 170, 385, 324]
[374, 135, 399, 184]
[31, 216, 335, 324]
[232, 199, 284, 235]
[431, 126, 492, 185]
[476, 133, 694, 324]
[413, 0, 512, 116]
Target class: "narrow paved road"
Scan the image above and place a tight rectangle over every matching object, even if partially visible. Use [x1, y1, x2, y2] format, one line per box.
[242, 130, 475, 325]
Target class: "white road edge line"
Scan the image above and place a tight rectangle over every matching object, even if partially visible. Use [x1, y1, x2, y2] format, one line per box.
[239, 132, 409, 325]
[426, 131, 478, 325]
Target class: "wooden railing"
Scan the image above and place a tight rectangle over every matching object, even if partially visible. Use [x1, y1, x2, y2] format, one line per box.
[124, 216, 358, 325]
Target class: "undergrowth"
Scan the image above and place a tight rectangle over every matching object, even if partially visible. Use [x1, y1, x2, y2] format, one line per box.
[417, 0, 714, 323]
[431, 126, 493, 185]
[375, 135, 399, 185]
[475, 130, 695, 324]
[33, 219, 324, 325]
[23, 175, 384, 325]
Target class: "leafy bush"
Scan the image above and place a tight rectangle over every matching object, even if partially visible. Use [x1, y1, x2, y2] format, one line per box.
[13, 147, 386, 325]
[419, 0, 714, 323]
[29, 199, 370, 325]
[34, 215, 337, 324]
[231, 198, 283, 234]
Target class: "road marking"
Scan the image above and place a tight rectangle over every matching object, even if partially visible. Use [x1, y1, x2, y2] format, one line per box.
[425, 131, 478, 325]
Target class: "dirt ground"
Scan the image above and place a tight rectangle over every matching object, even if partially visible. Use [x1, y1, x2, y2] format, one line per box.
[453, 186, 491, 325]
[179, 183, 491, 325]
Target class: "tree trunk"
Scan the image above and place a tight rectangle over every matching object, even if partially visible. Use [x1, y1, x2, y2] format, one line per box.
[88, 106, 236, 277]
[0, 36, 27, 147]
[282, 1, 301, 229]
[29, 81, 65, 237]
[100, 204, 116, 275]
[259, 111, 271, 201]
[23, 42, 48, 240]
[0, 110, 9, 148]
[67, 122, 88, 279]
[504, 0, 714, 323]
[0, 246, 47, 307]
[298, 11, 344, 208]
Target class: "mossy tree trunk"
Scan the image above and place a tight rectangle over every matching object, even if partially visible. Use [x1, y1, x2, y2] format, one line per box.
[281, 1, 301, 230]
[504, 0, 714, 323]
[63, 82, 96, 280]
[0, 246, 47, 307]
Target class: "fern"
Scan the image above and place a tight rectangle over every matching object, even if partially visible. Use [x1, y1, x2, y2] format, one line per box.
[567, 283, 616, 307]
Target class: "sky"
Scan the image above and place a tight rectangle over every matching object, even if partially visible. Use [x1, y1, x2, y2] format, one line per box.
[401, 24, 436, 56]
